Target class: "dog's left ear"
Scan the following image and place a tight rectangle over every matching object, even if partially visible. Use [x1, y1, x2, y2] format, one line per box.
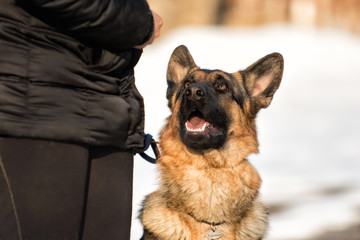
[166, 45, 197, 101]
[242, 53, 284, 114]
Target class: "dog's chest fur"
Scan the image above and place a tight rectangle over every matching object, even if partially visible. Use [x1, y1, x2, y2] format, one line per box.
[158, 157, 261, 224]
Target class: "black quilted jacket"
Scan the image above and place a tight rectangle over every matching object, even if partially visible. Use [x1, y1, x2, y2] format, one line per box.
[0, 0, 154, 149]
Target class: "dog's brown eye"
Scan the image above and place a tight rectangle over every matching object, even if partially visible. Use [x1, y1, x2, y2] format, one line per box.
[184, 81, 191, 88]
[217, 83, 229, 91]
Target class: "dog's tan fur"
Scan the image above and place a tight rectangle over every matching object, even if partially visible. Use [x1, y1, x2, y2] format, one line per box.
[140, 45, 284, 240]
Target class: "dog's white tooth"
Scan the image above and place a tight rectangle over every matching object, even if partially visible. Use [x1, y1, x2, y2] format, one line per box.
[185, 122, 190, 131]
[186, 122, 209, 132]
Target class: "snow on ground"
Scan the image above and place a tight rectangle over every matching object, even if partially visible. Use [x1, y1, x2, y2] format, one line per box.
[131, 25, 360, 240]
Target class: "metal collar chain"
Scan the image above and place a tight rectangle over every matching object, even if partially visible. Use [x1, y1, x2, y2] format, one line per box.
[187, 212, 225, 239]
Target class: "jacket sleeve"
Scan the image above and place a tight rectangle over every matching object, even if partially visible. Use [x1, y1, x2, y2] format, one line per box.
[17, 0, 154, 52]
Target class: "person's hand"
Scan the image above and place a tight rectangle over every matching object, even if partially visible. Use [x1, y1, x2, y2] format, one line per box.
[135, 10, 163, 49]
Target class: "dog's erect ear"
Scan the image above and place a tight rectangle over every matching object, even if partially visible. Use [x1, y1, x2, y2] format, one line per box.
[242, 53, 284, 114]
[166, 45, 197, 100]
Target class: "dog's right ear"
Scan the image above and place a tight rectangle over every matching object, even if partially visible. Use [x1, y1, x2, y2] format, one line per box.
[166, 45, 197, 102]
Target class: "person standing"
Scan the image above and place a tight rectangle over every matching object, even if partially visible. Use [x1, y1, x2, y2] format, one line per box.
[0, 0, 163, 239]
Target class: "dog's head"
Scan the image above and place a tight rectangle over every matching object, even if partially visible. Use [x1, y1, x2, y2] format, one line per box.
[161, 45, 283, 158]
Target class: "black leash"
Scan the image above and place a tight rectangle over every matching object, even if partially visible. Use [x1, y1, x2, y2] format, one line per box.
[137, 134, 161, 164]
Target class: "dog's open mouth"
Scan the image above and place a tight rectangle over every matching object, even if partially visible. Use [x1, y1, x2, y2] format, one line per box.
[185, 110, 223, 135]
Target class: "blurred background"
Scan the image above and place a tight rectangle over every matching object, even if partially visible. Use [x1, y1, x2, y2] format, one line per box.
[131, 1, 360, 239]
[148, 0, 360, 34]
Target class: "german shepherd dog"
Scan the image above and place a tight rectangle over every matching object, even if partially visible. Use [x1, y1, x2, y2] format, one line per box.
[140, 45, 284, 240]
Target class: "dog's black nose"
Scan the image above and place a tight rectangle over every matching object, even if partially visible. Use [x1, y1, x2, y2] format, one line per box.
[185, 84, 206, 101]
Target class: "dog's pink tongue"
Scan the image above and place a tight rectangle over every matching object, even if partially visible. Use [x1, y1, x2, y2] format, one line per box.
[186, 117, 210, 130]
[189, 117, 205, 127]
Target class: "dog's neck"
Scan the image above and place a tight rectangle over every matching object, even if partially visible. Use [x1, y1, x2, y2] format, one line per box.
[159, 139, 258, 169]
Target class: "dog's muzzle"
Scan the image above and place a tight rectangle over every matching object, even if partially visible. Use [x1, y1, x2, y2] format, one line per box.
[179, 83, 228, 150]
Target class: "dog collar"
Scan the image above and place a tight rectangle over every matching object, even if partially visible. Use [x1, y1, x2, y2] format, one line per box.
[187, 212, 225, 226]
[187, 212, 225, 239]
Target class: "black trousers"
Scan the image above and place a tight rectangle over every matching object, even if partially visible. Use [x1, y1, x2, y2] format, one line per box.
[0, 137, 134, 240]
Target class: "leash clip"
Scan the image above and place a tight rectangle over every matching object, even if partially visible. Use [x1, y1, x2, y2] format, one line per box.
[137, 134, 161, 164]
